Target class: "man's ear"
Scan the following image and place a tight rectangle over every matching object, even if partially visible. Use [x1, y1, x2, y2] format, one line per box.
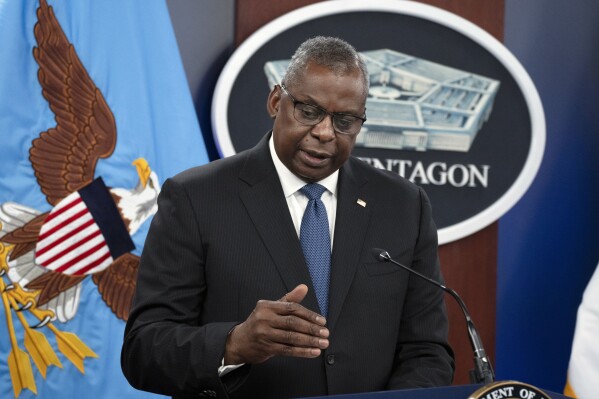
[266, 86, 281, 119]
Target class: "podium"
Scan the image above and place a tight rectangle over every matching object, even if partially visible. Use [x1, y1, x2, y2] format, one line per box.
[304, 384, 571, 399]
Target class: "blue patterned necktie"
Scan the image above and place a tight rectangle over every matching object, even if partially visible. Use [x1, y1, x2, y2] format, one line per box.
[299, 183, 331, 317]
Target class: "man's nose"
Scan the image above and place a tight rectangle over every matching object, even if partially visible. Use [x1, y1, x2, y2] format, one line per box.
[310, 114, 336, 141]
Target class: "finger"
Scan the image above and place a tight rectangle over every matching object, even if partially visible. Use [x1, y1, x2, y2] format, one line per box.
[259, 299, 327, 326]
[279, 284, 308, 303]
[268, 342, 324, 359]
[269, 313, 329, 338]
[269, 328, 329, 349]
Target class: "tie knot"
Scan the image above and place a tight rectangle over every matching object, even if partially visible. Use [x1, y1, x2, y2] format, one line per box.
[300, 183, 327, 201]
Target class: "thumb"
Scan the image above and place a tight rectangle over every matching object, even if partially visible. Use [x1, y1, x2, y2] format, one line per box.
[279, 284, 309, 303]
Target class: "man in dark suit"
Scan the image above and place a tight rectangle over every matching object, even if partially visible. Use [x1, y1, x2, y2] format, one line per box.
[122, 36, 454, 398]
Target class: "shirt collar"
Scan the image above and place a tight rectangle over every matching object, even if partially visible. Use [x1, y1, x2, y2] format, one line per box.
[269, 134, 338, 198]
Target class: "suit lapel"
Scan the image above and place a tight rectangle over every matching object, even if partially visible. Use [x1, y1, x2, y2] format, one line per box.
[238, 134, 320, 312]
[327, 159, 371, 330]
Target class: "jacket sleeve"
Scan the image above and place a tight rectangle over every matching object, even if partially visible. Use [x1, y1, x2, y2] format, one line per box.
[121, 178, 240, 398]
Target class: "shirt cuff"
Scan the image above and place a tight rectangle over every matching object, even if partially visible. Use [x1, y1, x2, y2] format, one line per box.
[218, 358, 245, 377]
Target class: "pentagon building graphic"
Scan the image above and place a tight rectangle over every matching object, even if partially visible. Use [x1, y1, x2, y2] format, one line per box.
[264, 49, 500, 152]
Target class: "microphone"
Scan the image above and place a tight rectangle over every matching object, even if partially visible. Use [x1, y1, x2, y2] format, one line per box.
[371, 248, 495, 384]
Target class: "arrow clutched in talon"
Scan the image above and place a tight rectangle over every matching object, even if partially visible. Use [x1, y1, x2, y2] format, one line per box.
[24, 327, 62, 378]
[1, 276, 37, 396]
[48, 325, 98, 373]
[6, 292, 62, 379]
[5, 283, 98, 372]
[7, 347, 37, 397]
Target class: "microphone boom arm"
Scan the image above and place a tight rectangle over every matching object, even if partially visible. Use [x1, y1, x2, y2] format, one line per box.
[373, 248, 495, 384]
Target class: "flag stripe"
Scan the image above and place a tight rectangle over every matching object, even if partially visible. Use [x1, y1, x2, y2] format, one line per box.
[40, 197, 87, 232]
[36, 212, 94, 251]
[62, 247, 112, 276]
[36, 222, 99, 264]
[75, 251, 113, 275]
[38, 207, 89, 242]
[43, 233, 106, 271]
[43, 196, 83, 224]
[35, 218, 96, 257]
[39, 229, 102, 266]
[54, 239, 108, 274]
[38, 200, 87, 242]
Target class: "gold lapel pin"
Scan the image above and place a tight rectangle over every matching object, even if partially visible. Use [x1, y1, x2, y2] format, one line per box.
[357, 199, 366, 207]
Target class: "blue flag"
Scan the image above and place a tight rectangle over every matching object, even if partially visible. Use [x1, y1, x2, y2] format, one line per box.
[0, 0, 208, 397]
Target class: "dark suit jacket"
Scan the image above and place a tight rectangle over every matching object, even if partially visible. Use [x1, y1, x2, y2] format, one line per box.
[121, 133, 454, 398]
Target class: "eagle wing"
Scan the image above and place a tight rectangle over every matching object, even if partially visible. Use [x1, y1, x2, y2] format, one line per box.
[1, 213, 47, 259]
[30, 0, 117, 206]
[92, 253, 140, 321]
[26, 271, 86, 307]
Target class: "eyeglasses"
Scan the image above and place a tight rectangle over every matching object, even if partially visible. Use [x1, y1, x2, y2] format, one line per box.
[279, 84, 366, 136]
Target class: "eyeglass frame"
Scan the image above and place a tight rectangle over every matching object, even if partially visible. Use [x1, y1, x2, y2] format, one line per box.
[278, 84, 367, 136]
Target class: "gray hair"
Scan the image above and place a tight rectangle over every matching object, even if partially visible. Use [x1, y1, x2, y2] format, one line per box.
[282, 36, 369, 99]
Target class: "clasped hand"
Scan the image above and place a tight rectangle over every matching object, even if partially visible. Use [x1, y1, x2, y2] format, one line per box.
[224, 284, 329, 365]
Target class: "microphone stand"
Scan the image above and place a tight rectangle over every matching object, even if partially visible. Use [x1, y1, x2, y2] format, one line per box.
[374, 249, 495, 384]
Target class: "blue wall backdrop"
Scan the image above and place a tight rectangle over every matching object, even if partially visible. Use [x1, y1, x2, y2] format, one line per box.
[498, 0, 599, 391]
[166, 0, 599, 392]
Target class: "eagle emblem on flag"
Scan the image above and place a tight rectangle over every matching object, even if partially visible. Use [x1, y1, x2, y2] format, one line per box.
[0, 0, 161, 396]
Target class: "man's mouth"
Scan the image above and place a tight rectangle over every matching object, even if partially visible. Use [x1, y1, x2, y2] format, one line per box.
[299, 149, 331, 167]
